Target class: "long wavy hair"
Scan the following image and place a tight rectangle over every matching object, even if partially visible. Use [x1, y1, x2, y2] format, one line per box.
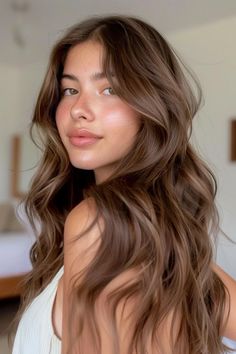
[15, 15, 231, 353]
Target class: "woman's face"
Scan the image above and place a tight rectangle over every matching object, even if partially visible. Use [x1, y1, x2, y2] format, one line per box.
[55, 40, 140, 184]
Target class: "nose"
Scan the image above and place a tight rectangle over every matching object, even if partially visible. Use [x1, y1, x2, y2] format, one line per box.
[70, 92, 94, 121]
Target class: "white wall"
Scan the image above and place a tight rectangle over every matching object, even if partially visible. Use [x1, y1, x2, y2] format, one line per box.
[18, 62, 46, 119]
[169, 16, 236, 277]
[0, 65, 22, 201]
[0, 62, 46, 202]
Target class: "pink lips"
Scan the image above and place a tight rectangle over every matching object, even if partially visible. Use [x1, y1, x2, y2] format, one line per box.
[68, 129, 102, 147]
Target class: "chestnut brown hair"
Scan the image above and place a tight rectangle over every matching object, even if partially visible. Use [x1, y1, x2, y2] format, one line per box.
[15, 15, 230, 353]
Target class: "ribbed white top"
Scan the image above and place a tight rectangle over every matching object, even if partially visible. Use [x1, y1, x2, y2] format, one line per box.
[12, 266, 64, 354]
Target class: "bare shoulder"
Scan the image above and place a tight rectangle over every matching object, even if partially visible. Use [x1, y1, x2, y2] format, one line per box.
[65, 198, 99, 237]
[64, 197, 103, 250]
[63, 197, 104, 287]
[212, 263, 236, 340]
[62, 198, 103, 353]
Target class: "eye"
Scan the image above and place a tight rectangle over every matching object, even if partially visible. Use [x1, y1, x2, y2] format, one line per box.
[103, 87, 115, 96]
[61, 88, 78, 96]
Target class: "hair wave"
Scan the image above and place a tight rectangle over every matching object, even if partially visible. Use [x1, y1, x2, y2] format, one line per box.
[15, 15, 230, 354]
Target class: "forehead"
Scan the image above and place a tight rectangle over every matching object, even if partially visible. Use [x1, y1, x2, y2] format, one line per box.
[63, 40, 104, 72]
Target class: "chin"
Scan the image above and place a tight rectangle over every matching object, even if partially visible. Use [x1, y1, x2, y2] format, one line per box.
[70, 159, 97, 171]
[71, 163, 95, 171]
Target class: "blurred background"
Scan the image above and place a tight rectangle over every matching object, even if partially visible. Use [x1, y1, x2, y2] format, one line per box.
[0, 0, 236, 352]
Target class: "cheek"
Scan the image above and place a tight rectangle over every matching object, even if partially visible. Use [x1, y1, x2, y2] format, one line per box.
[55, 103, 68, 130]
[110, 114, 140, 142]
[104, 103, 140, 133]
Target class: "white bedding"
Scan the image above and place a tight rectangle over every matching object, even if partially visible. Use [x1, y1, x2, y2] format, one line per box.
[0, 232, 35, 277]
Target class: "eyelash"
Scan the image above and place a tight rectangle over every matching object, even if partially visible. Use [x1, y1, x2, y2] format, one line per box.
[60, 87, 115, 96]
[103, 87, 115, 95]
[61, 88, 78, 96]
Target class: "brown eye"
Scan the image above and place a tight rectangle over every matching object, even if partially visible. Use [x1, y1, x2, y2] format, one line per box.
[61, 88, 78, 96]
[103, 87, 115, 95]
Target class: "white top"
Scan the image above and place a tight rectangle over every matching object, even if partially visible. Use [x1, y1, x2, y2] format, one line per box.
[12, 266, 64, 354]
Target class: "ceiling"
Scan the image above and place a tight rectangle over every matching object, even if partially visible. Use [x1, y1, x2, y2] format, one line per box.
[1, 0, 236, 66]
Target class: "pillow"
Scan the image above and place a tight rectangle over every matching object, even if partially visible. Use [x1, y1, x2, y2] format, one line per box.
[15, 201, 38, 235]
[0, 201, 24, 232]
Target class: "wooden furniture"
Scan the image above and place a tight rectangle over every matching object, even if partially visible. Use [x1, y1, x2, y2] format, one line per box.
[0, 135, 34, 299]
[231, 119, 236, 161]
[0, 231, 33, 300]
[11, 135, 25, 199]
[0, 275, 26, 299]
[10, 134, 41, 199]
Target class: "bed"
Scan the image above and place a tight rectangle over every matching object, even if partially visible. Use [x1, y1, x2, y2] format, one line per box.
[0, 231, 34, 299]
[0, 135, 38, 299]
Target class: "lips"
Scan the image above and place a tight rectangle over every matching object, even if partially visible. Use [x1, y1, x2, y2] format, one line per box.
[68, 129, 102, 147]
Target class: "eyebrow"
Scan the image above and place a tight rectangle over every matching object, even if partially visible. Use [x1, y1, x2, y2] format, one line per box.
[61, 71, 114, 82]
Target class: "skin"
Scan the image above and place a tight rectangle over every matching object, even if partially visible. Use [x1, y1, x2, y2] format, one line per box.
[55, 40, 141, 184]
[53, 40, 236, 352]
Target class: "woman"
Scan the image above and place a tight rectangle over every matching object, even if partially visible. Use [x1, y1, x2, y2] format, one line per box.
[12, 15, 236, 354]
